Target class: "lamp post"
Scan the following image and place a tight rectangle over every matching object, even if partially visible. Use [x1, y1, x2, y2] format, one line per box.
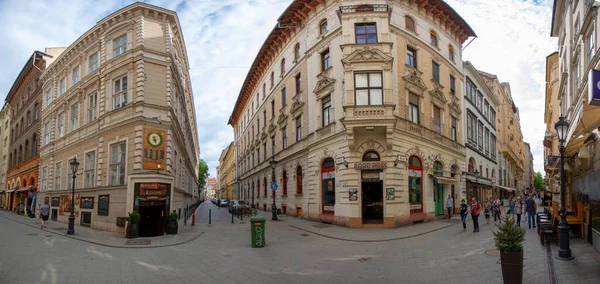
[473, 169, 479, 200]
[67, 157, 79, 235]
[269, 157, 278, 221]
[555, 116, 574, 260]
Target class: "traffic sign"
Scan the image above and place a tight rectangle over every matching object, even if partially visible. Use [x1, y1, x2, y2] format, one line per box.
[270, 182, 278, 191]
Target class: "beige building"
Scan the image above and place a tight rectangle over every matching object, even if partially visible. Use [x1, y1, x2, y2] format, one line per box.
[523, 142, 534, 193]
[37, 2, 199, 235]
[218, 142, 234, 200]
[0, 103, 11, 208]
[229, 0, 475, 228]
[543, 52, 561, 196]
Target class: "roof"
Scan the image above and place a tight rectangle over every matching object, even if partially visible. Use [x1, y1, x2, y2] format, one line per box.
[5, 51, 52, 103]
[207, 178, 217, 183]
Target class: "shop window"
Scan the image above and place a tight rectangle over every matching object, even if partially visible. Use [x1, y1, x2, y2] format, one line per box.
[468, 157, 475, 173]
[322, 158, 335, 214]
[408, 156, 423, 213]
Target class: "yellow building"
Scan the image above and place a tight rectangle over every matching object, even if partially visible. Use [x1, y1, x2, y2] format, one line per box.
[218, 142, 235, 200]
[543, 52, 561, 197]
[229, 1, 475, 228]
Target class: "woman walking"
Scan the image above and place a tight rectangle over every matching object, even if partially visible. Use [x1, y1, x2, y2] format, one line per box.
[493, 197, 502, 224]
[484, 198, 492, 224]
[515, 197, 523, 227]
[460, 199, 468, 231]
[508, 197, 515, 215]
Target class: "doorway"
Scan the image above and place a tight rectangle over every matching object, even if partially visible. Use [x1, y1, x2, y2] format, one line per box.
[361, 177, 383, 224]
[434, 179, 444, 216]
[138, 201, 166, 237]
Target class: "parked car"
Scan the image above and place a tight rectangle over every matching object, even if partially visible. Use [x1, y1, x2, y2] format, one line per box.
[219, 199, 230, 207]
[229, 200, 247, 213]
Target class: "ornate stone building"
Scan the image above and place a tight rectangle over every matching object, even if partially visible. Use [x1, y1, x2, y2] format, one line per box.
[0, 103, 11, 209]
[37, 3, 199, 234]
[229, 0, 475, 228]
[218, 142, 235, 200]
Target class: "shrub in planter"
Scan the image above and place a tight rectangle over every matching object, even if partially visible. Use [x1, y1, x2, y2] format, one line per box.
[166, 212, 178, 235]
[493, 214, 526, 284]
[125, 211, 141, 239]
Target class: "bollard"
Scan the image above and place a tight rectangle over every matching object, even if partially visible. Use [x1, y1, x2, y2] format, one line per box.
[232, 210, 234, 224]
[192, 207, 196, 226]
[209, 209, 212, 225]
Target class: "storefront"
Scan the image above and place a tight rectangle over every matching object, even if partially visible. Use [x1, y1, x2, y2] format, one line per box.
[134, 182, 170, 237]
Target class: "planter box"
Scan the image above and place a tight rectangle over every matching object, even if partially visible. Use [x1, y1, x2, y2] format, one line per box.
[593, 229, 600, 254]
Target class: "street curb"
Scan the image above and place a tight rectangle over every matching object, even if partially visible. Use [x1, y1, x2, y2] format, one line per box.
[0, 213, 204, 249]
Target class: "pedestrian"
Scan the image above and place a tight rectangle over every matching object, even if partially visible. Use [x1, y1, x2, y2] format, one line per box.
[40, 201, 50, 229]
[525, 194, 537, 228]
[508, 197, 515, 215]
[460, 199, 468, 231]
[446, 194, 453, 219]
[35, 202, 41, 224]
[515, 197, 523, 227]
[471, 197, 481, 232]
[494, 197, 502, 224]
[484, 198, 491, 224]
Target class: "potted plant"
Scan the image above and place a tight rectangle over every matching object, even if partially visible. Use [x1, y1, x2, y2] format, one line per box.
[166, 212, 178, 235]
[125, 211, 141, 239]
[493, 214, 526, 284]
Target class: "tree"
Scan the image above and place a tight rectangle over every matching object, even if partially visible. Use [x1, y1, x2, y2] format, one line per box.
[197, 159, 209, 196]
[534, 172, 544, 190]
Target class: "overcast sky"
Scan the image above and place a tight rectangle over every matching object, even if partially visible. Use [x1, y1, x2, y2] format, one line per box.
[0, 0, 555, 178]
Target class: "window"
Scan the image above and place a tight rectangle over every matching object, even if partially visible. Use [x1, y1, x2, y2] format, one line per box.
[322, 95, 331, 126]
[59, 78, 66, 95]
[45, 90, 52, 106]
[409, 93, 420, 124]
[113, 75, 128, 109]
[408, 156, 423, 213]
[450, 75, 455, 95]
[430, 31, 438, 47]
[295, 74, 302, 94]
[55, 162, 62, 190]
[271, 135, 275, 156]
[262, 83, 266, 101]
[282, 126, 287, 149]
[433, 106, 441, 133]
[485, 128, 490, 155]
[451, 117, 457, 141]
[296, 166, 303, 194]
[44, 122, 50, 145]
[57, 113, 65, 138]
[467, 112, 475, 143]
[478, 121, 484, 150]
[88, 93, 97, 122]
[322, 158, 335, 213]
[296, 116, 302, 141]
[89, 53, 98, 73]
[113, 34, 127, 57]
[355, 23, 377, 44]
[281, 58, 286, 75]
[263, 110, 267, 127]
[574, 55, 581, 89]
[466, 78, 476, 102]
[270, 72, 274, 89]
[448, 45, 455, 62]
[282, 171, 287, 196]
[490, 109, 496, 128]
[70, 102, 79, 131]
[271, 100, 275, 118]
[484, 100, 489, 119]
[319, 19, 328, 35]
[42, 167, 47, 191]
[575, 17, 580, 37]
[476, 91, 483, 110]
[294, 43, 300, 61]
[281, 87, 287, 107]
[72, 66, 80, 86]
[406, 46, 417, 68]
[109, 142, 126, 186]
[354, 72, 383, 105]
[263, 143, 267, 161]
[405, 16, 415, 32]
[589, 29, 595, 64]
[321, 49, 330, 71]
[85, 151, 95, 188]
[432, 61, 440, 83]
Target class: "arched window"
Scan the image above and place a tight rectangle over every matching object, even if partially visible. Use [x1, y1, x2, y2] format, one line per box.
[15, 123, 19, 136]
[32, 134, 37, 156]
[20, 117, 24, 133]
[281, 58, 286, 75]
[451, 165, 458, 178]
[9, 153, 12, 168]
[408, 156, 423, 213]
[405, 16, 415, 32]
[363, 151, 380, 161]
[430, 31, 438, 47]
[486, 167, 489, 178]
[468, 157, 475, 173]
[26, 110, 31, 126]
[294, 43, 300, 61]
[18, 145, 22, 163]
[319, 18, 328, 35]
[448, 45, 455, 62]
[282, 170, 288, 196]
[322, 158, 335, 213]
[30, 177, 35, 187]
[296, 166, 303, 194]
[433, 161, 443, 176]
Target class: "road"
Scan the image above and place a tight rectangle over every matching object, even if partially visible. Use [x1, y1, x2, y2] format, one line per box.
[0, 200, 598, 284]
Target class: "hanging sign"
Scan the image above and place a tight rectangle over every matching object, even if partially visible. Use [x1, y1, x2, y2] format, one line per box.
[588, 69, 600, 106]
[143, 128, 166, 170]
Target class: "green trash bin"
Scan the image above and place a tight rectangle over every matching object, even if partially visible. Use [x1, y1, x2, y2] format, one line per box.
[250, 216, 266, 248]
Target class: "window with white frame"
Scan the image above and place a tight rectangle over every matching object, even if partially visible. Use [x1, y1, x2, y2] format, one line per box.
[59, 77, 66, 95]
[84, 151, 95, 188]
[296, 116, 302, 141]
[322, 95, 331, 126]
[70, 102, 79, 131]
[57, 112, 65, 138]
[451, 116, 457, 141]
[55, 162, 62, 190]
[354, 72, 383, 105]
[89, 53, 98, 73]
[478, 121, 484, 150]
[46, 89, 53, 106]
[109, 142, 126, 186]
[485, 128, 490, 155]
[409, 93, 420, 124]
[88, 93, 97, 122]
[113, 34, 127, 57]
[589, 28, 595, 64]
[113, 75, 128, 109]
[72, 66, 80, 86]
[42, 167, 47, 191]
[43, 122, 50, 145]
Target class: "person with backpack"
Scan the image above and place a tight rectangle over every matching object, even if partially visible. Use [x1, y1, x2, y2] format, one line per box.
[493, 197, 502, 224]
[471, 197, 481, 233]
[484, 198, 492, 224]
[514, 197, 523, 227]
[460, 199, 468, 231]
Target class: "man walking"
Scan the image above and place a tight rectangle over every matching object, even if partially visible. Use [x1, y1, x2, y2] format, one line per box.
[525, 194, 536, 229]
[446, 194, 453, 219]
[471, 197, 481, 233]
[460, 199, 468, 231]
[40, 201, 50, 229]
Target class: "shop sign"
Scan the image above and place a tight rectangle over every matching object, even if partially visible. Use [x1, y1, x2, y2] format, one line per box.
[324, 205, 334, 212]
[386, 188, 395, 200]
[80, 196, 94, 209]
[362, 172, 381, 181]
[410, 204, 422, 210]
[143, 128, 166, 170]
[322, 171, 335, 180]
[140, 183, 167, 196]
[98, 195, 110, 216]
[409, 169, 422, 178]
[588, 69, 600, 106]
[353, 162, 387, 170]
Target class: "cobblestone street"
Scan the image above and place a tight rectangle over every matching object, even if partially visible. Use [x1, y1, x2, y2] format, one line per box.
[1, 201, 599, 284]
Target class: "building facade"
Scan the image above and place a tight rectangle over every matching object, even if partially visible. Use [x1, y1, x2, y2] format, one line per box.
[218, 142, 234, 200]
[229, 0, 475, 228]
[550, 0, 600, 249]
[543, 52, 561, 197]
[0, 103, 11, 209]
[462, 61, 499, 204]
[523, 142, 534, 194]
[37, 3, 199, 235]
[205, 178, 217, 199]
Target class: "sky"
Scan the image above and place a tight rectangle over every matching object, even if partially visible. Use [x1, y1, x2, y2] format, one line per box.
[0, 0, 556, 178]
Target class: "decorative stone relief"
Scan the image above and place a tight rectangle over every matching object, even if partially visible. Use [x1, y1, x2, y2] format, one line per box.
[341, 46, 393, 65]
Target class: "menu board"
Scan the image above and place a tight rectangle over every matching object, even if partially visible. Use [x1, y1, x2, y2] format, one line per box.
[98, 195, 109, 216]
[51, 197, 60, 207]
[81, 196, 94, 209]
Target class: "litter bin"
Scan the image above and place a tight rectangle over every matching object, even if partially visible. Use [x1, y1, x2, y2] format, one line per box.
[250, 216, 266, 248]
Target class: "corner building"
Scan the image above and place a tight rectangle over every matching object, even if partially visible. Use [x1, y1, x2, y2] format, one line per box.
[37, 3, 199, 234]
[229, 0, 475, 228]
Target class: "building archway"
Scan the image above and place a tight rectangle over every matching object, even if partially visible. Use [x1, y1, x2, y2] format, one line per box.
[361, 151, 383, 224]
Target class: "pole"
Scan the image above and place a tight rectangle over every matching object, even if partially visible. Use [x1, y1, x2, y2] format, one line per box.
[209, 209, 212, 225]
[557, 144, 574, 260]
[272, 167, 277, 221]
[231, 209, 234, 224]
[67, 173, 75, 235]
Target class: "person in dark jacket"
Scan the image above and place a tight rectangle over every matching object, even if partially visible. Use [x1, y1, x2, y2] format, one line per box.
[460, 199, 468, 231]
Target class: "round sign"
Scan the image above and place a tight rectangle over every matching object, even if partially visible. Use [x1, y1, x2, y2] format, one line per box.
[270, 182, 278, 191]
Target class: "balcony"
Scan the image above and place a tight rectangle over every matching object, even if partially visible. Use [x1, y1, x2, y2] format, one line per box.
[545, 155, 560, 171]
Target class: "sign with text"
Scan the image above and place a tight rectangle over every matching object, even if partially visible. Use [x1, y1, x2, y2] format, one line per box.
[143, 128, 166, 170]
[354, 162, 387, 170]
[51, 197, 59, 207]
[98, 195, 110, 216]
[139, 183, 168, 196]
[588, 69, 600, 106]
[80, 196, 94, 209]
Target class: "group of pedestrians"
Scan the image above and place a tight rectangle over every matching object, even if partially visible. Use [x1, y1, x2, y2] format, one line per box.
[455, 193, 540, 233]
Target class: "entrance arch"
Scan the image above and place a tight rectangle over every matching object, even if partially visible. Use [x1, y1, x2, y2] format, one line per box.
[321, 158, 335, 214]
[361, 151, 383, 224]
[408, 156, 423, 213]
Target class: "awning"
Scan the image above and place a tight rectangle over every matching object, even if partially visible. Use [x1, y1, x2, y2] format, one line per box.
[434, 176, 459, 185]
[15, 186, 33, 192]
[565, 135, 587, 156]
[5, 189, 15, 193]
[572, 102, 600, 139]
[497, 185, 516, 192]
[466, 175, 493, 186]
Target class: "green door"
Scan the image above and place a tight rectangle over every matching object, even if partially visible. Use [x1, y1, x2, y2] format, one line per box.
[434, 179, 444, 215]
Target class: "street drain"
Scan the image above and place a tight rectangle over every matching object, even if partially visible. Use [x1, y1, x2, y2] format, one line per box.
[45, 235, 52, 237]
[300, 234, 310, 237]
[485, 250, 500, 256]
[124, 239, 151, 245]
[27, 233, 39, 236]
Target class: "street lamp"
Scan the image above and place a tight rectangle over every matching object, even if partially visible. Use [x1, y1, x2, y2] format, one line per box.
[555, 116, 574, 260]
[67, 157, 79, 235]
[269, 157, 278, 221]
[473, 169, 479, 200]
